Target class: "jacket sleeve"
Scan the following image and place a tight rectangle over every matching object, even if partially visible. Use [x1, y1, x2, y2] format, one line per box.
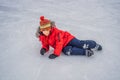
[54, 32, 64, 56]
[39, 36, 49, 51]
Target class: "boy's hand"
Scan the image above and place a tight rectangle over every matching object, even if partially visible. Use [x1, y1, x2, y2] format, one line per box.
[49, 54, 58, 59]
[40, 48, 46, 55]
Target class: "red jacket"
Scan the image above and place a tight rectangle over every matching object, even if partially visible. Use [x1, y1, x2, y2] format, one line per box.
[39, 27, 74, 56]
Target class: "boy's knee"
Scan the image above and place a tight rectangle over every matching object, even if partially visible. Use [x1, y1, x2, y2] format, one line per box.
[83, 40, 96, 49]
[62, 46, 72, 55]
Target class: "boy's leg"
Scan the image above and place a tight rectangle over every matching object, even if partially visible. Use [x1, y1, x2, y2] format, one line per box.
[62, 46, 85, 55]
[62, 46, 94, 56]
[83, 40, 97, 49]
[68, 38, 97, 49]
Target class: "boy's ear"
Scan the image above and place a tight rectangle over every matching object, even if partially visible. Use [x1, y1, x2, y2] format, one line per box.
[51, 21, 55, 26]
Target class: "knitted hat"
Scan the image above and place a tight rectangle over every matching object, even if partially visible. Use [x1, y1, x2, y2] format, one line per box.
[40, 16, 51, 29]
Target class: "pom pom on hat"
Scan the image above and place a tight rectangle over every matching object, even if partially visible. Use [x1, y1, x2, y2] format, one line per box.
[40, 16, 51, 29]
[40, 16, 44, 21]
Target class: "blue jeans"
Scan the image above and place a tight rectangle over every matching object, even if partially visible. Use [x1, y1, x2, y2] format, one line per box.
[62, 38, 97, 55]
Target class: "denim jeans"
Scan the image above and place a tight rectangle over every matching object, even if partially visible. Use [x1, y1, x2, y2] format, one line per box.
[62, 38, 97, 55]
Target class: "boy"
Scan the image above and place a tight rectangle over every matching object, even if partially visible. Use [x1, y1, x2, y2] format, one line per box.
[36, 16, 102, 59]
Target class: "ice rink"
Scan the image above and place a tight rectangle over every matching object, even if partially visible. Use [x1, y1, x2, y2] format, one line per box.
[0, 0, 120, 80]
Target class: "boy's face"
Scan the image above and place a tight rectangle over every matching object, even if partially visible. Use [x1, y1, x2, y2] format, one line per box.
[40, 27, 51, 36]
[42, 30, 50, 36]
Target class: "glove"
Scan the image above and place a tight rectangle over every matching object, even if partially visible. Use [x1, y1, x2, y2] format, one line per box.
[40, 48, 46, 55]
[49, 54, 58, 59]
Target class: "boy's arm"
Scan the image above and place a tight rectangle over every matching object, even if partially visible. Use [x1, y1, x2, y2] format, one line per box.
[39, 36, 49, 52]
[35, 26, 49, 51]
[53, 32, 64, 56]
[49, 32, 63, 59]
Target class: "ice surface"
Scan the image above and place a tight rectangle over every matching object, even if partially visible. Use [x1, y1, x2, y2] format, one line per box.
[0, 0, 120, 80]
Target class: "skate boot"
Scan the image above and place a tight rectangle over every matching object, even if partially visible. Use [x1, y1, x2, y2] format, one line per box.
[95, 44, 102, 51]
[86, 49, 94, 57]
